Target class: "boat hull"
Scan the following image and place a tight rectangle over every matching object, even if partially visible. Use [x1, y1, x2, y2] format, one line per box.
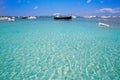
[54, 16, 72, 20]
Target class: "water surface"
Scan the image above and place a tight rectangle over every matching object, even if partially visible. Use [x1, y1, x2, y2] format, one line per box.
[0, 17, 120, 80]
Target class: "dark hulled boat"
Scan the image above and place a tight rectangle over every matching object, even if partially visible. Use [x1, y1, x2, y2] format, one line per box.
[54, 16, 72, 20]
[21, 16, 27, 19]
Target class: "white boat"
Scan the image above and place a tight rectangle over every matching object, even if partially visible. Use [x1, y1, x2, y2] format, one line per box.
[8, 18, 15, 22]
[112, 16, 117, 18]
[100, 16, 111, 19]
[83, 16, 92, 18]
[98, 22, 109, 27]
[83, 16, 96, 19]
[28, 16, 36, 19]
[72, 16, 77, 18]
[0, 17, 8, 20]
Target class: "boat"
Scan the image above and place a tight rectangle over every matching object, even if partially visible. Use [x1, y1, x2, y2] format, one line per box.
[28, 16, 36, 19]
[54, 16, 72, 20]
[21, 16, 27, 19]
[0, 17, 8, 20]
[72, 16, 77, 19]
[83, 16, 96, 19]
[112, 16, 117, 18]
[100, 16, 111, 19]
[8, 18, 15, 22]
[98, 22, 109, 27]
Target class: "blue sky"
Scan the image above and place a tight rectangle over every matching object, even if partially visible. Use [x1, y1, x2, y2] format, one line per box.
[0, 0, 120, 16]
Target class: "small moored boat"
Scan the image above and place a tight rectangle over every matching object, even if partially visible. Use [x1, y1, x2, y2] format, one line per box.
[54, 16, 72, 20]
[8, 18, 15, 22]
[98, 22, 110, 27]
[28, 16, 36, 19]
[21, 16, 27, 19]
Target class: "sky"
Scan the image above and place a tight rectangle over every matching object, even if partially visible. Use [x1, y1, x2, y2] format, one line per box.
[0, 0, 120, 16]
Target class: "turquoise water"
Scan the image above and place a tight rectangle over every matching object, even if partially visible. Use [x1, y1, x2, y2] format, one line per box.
[0, 17, 120, 80]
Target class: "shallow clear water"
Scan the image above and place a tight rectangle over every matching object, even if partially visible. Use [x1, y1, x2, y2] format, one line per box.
[0, 17, 120, 80]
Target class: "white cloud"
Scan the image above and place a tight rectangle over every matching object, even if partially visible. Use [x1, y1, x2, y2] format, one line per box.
[87, 0, 91, 3]
[34, 6, 39, 10]
[97, 8, 120, 14]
